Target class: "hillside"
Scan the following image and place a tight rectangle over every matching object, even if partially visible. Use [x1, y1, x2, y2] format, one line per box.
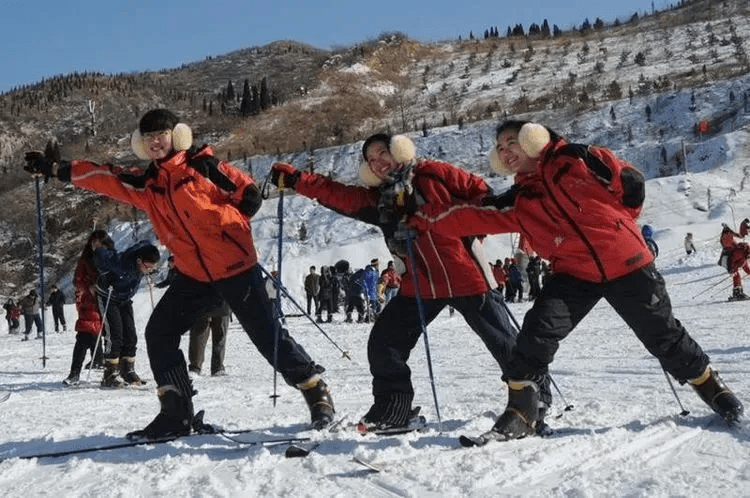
[2, 0, 750, 297]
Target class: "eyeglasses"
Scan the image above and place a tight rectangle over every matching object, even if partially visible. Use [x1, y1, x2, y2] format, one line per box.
[142, 130, 171, 141]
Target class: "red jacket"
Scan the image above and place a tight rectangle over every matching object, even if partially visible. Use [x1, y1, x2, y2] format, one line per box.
[492, 265, 507, 287]
[412, 140, 653, 283]
[295, 159, 495, 299]
[69, 147, 258, 283]
[380, 267, 401, 289]
[74, 256, 102, 335]
[720, 228, 749, 272]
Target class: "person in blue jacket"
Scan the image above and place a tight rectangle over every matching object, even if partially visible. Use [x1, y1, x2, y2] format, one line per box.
[641, 225, 659, 258]
[93, 239, 161, 388]
[364, 258, 381, 318]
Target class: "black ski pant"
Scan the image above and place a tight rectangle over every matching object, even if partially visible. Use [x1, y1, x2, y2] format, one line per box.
[145, 265, 322, 388]
[508, 263, 709, 385]
[51, 306, 66, 331]
[367, 288, 516, 400]
[103, 299, 137, 359]
[69, 332, 99, 374]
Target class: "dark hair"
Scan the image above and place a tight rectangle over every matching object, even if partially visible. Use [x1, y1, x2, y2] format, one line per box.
[81, 229, 112, 261]
[495, 120, 562, 143]
[139, 109, 179, 134]
[135, 244, 161, 264]
[362, 133, 391, 161]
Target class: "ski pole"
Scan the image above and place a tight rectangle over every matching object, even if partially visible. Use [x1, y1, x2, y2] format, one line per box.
[258, 264, 351, 359]
[692, 275, 730, 299]
[663, 368, 690, 416]
[707, 281, 734, 300]
[270, 175, 285, 406]
[406, 231, 443, 431]
[499, 298, 574, 412]
[86, 287, 113, 382]
[34, 176, 47, 367]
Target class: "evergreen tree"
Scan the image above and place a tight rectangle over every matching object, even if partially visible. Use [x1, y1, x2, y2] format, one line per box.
[240, 79, 252, 116]
[260, 77, 272, 111]
[226, 80, 235, 101]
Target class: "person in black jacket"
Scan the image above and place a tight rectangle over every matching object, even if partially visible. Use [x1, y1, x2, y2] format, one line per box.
[316, 266, 335, 323]
[93, 239, 160, 388]
[46, 285, 67, 333]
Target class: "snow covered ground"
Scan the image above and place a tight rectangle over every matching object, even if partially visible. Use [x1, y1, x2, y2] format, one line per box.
[3, 145, 750, 496]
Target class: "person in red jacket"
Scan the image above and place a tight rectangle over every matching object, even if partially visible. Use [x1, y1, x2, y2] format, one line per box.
[719, 223, 750, 300]
[63, 229, 112, 386]
[379, 260, 402, 305]
[411, 120, 743, 442]
[24, 109, 335, 438]
[270, 133, 523, 432]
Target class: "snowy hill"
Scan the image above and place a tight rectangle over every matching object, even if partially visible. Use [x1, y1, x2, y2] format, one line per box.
[2, 126, 750, 496]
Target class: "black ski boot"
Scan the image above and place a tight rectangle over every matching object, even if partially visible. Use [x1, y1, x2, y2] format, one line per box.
[101, 358, 124, 388]
[690, 367, 743, 425]
[358, 392, 415, 432]
[127, 386, 194, 440]
[62, 369, 81, 387]
[120, 356, 147, 385]
[298, 376, 335, 430]
[730, 286, 749, 301]
[485, 380, 540, 442]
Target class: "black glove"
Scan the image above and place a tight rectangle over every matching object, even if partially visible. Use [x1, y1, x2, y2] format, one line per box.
[270, 162, 300, 190]
[24, 151, 57, 180]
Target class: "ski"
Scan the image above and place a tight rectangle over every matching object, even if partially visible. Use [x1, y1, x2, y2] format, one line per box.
[459, 434, 492, 448]
[2, 430, 310, 462]
[283, 414, 349, 458]
[0, 391, 10, 403]
[352, 455, 381, 472]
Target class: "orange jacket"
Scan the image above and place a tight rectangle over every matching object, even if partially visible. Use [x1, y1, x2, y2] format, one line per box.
[69, 147, 258, 283]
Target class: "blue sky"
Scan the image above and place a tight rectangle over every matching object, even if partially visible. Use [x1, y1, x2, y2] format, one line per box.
[1, 0, 668, 93]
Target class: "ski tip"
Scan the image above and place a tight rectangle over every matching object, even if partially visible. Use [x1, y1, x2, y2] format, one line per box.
[285, 444, 311, 458]
[459, 434, 488, 448]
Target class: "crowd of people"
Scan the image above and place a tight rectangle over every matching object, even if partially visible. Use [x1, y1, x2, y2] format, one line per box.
[13, 107, 743, 445]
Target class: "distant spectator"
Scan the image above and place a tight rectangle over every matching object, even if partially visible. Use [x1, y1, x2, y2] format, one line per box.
[642, 225, 659, 258]
[304, 266, 320, 316]
[188, 299, 230, 377]
[380, 260, 401, 306]
[316, 266, 335, 323]
[364, 258, 380, 317]
[3, 298, 21, 334]
[491, 259, 506, 293]
[46, 285, 67, 333]
[19, 289, 43, 341]
[684, 232, 696, 255]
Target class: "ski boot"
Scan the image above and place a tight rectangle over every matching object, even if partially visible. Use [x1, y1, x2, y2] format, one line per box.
[127, 385, 194, 440]
[690, 367, 743, 425]
[62, 369, 80, 387]
[483, 380, 540, 442]
[344, 313, 353, 323]
[358, 392, 415, 433]
[730, 286, 749, 301]
[298, 375, 335, 430]
[316, 315, 324, 323]
[120, 356, 147, 385]
[101, 358, 124, 388]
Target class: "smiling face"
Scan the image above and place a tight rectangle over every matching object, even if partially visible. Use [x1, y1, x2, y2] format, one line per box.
[365, 141, 398, 180]
[495, 129, 537, 175]
[142, 129, 173, 160]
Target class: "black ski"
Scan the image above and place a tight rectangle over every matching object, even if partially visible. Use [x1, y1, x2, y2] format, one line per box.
[0, 391, 10, 403]
[2, 430, 310, 462]
[283, 414, 349, 458]
[459, 434, 492, 447]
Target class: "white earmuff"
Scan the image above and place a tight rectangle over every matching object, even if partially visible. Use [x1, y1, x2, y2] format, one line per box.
[518, 123, 551, 159]
[131, 123, 193, 160]
[358, 134, 417, 187]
